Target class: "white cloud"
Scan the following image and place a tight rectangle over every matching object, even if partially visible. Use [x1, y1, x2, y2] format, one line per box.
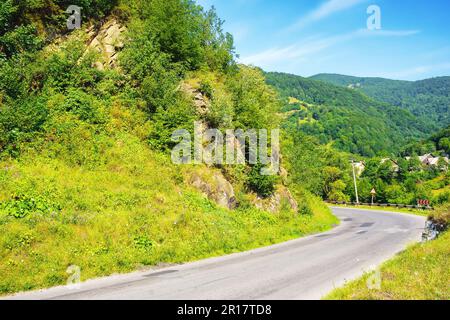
[227, 23, 251, 42]
[287, 0, 367, 31]
[240, 29, 420, 66]
[355, 29, 420, 37]
[374, 63, 450, 79]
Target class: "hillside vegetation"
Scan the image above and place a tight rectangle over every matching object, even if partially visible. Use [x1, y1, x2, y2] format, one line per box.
[268, 72, 450, 206]
[402, 125, 450, 156]
[311, 73, 450, 128]
[0, 0, 339, 294]
[266, 72, 433, 157]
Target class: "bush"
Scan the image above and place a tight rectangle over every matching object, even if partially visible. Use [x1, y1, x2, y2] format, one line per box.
[0, 24, 43, 58]
[429, 204, 450, 229]
[0, 98, 48, 155]
[247, 164, 276, 198]
[0, 0, 17, 34]
[298, 202, 313, 215]
[60, 88, 106, 124]
[434, 191, 450, 206]
[0, 194, 61, 219]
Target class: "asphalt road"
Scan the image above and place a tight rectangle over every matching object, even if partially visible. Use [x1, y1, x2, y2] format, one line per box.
[6, 207, 426, 300]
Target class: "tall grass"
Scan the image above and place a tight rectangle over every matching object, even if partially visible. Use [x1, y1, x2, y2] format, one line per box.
[0, 134, 337, 295]
[325, 205, 450, 300]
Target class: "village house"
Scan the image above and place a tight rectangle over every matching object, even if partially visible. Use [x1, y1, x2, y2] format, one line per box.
[418, 153, 434, 164]
[353, 161, 366, 176]
[381, 158, 399, 172]
[407, 154, 449, 169]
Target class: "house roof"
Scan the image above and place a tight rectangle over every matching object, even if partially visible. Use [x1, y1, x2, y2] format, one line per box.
[427, 158, 440, 166]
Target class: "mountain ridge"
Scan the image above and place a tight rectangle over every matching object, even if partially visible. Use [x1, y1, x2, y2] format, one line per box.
[310, 73, 450, 127]
[266, 71, 435, 157]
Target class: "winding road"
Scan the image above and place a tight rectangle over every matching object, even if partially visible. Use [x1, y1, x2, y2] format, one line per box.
[6, 207, 426, 300]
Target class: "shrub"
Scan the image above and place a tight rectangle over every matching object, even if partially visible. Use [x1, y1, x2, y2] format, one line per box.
[298, 202, 313, 215]
[0, 25, 43, 58]
[0, 194, 61, 219]
[133, 235, 154, 251]
[429, 204, 450, 230]
[0, 0, 17, 34]
[0, 98, 48, 155]
[60, 88, 106, 124]
[247, 164, 276, 198]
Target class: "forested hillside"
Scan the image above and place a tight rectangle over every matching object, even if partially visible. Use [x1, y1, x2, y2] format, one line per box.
[402, 125, 450, 156]
[0, 0, 339, 294]
[266, 72, 434, 157]
[311, 73, 450, 127]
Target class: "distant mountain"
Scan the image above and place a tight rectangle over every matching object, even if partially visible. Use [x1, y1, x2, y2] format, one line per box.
[266, 72, 435, 157]
[310, 74, 450, 127]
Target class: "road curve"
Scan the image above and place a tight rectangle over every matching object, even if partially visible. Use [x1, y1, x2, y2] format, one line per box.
[6, 207, 426, 300]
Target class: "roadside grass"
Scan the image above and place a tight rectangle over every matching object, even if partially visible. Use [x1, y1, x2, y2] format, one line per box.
[325, 204, 450, 300]
[0, 135, 338, 295]
[325, 231, 450, 300]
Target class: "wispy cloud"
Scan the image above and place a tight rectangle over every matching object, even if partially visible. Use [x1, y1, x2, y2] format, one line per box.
[241, 29, 420, 66]
[374, 62, 450, 79]
[286, 0, 367, 31]
[356, 29, 421, 37]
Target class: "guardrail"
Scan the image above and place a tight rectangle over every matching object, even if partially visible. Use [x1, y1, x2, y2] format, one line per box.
[326, 200, 434, 210]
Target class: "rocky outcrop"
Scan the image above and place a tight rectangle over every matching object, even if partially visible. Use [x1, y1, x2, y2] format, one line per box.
[85, 19, 126, 70]
[180, 82, 210, 116]
[190, 171, 237, 210]
[253, 186, 298, 213]
[181, 80, 296, 213]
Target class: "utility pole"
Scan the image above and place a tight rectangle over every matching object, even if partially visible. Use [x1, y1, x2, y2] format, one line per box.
[351, 159, 360, 205]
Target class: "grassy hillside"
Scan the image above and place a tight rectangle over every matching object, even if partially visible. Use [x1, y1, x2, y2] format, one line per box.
[0, 0, 339, 294]
[311, 73, 450, 128]
[0, 146, 337, 294]
[266, 72, 433, 157]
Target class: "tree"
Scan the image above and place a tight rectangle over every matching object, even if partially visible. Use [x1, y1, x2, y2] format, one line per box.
[385, 184, 405, 204]
[438, 157, 448, 172]
[408, 156, 422, 172]
[328, 180, 349, 202]
[377, 161, 394, 183]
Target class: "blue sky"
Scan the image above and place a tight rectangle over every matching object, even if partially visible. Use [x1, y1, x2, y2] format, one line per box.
[197, 0, 450, 80]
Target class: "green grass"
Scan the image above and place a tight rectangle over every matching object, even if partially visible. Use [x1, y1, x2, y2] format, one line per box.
[0, 135, 338, 295]
[325, 230, 450, 300]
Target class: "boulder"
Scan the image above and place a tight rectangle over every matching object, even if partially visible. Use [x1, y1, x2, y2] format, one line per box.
[253, 185, 298, 213]
[85, 19, 126, 69]
[191, 171, 237, 210]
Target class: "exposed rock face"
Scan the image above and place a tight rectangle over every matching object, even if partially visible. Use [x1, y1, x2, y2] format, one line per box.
[86, 19, 126, 70]
[191, 171, 237, 210]
[253, 186, 298, 213]
[180, 83, 210, 116]
[279, 166, 289, 185]
[181, 80, 296, 213]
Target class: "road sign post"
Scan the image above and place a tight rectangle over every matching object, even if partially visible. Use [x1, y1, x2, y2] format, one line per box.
[370, 188, 376, 205]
